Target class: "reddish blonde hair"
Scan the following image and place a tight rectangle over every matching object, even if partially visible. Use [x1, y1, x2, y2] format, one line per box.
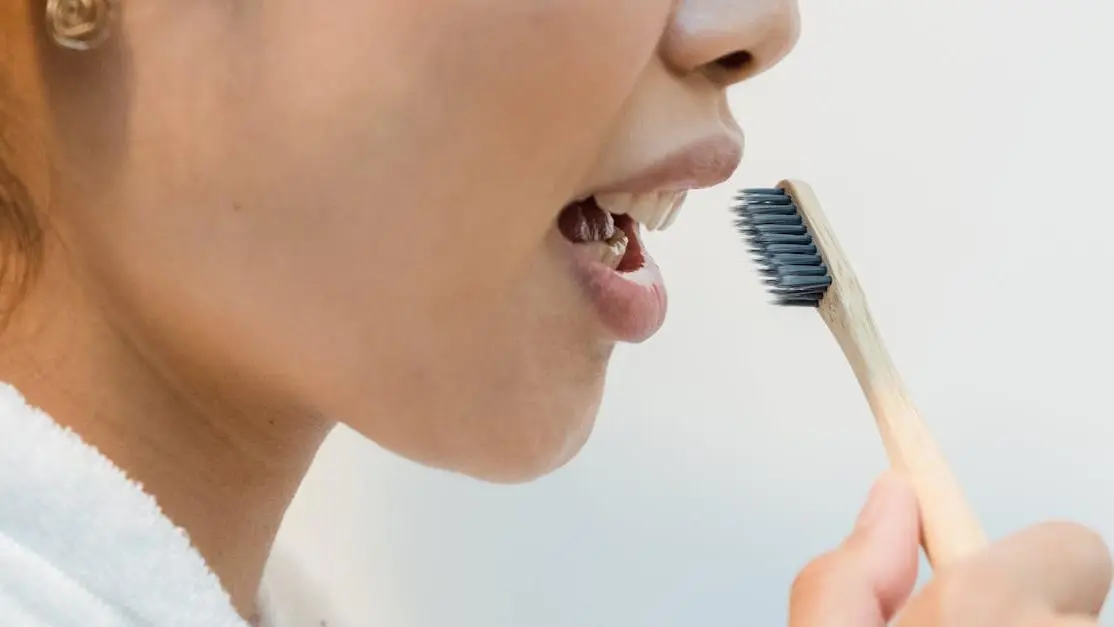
[0, 2, 48, 316]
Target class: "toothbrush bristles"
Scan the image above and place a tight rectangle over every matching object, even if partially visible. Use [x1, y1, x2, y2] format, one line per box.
[733, 187, 832, 307]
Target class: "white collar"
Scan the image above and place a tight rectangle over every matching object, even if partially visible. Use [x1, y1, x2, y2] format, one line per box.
[0, 382, 253, 626]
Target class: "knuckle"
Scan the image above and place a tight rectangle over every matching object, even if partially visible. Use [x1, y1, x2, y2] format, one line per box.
[904, 524, 1113, 627]
[1033, 521, 1113, 585]
[1037, 521, 1106, 550]
[1064, 523, 1108, 562]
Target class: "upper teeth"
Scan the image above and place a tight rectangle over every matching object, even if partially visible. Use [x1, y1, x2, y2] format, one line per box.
[595, 191, 686, 231]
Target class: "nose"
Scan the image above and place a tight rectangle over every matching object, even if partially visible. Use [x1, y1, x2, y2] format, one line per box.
[660, 0, 801, 86]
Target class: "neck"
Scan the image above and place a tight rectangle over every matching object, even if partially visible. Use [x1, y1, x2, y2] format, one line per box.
[0, 261, 332, 619]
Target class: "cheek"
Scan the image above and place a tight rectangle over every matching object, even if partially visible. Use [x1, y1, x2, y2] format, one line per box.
[260, 0, 673, 247]
[215, 0, 676, 341]
[248, 0, 670, 419]
[430, 1, 672, 189]
[91, 0, 672, 478]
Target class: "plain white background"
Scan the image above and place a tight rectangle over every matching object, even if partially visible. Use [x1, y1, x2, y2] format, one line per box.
[266, 1, 1114, 625]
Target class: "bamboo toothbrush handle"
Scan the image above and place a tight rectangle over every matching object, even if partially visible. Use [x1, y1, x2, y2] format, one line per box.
[825, 294, 987, 568]
[780, 180, 988, 569]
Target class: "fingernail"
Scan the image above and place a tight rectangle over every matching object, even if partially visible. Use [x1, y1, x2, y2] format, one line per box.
[855, 474, 896, 531]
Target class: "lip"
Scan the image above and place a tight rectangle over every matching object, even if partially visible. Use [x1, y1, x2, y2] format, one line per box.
[563, 230, 667, 343]
[590, 134, 743, 196]
[559, 133, 739, 342]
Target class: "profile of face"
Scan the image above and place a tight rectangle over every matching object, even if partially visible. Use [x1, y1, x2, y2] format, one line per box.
[43, 0, 799, 481]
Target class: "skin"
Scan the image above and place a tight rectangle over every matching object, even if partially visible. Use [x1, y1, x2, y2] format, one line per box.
[0, 0, 1109, 624]
[791, 474, 1113, 627]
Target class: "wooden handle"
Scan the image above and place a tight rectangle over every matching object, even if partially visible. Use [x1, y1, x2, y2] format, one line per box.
[780, 179, 988, 568]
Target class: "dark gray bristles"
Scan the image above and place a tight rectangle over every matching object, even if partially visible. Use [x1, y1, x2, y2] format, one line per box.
[732, 187, 832, 307]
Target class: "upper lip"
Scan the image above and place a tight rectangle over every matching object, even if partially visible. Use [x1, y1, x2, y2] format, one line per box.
[591, 134, 743, 196]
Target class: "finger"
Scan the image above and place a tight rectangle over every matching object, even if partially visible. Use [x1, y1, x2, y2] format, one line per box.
[976, 522, 1112, 616]
[789, 473, 921, 627]
[898, 522, 1112, 627]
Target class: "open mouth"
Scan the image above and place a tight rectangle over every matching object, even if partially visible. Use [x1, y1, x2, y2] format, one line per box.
[557, 198, 643, 273]
[555, 191, 685, 342]
[556, 191, 685, 274]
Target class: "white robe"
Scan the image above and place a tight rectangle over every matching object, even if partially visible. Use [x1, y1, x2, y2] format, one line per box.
[0, 383, 291, 626]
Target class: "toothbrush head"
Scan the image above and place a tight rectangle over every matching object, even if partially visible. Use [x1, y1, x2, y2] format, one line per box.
[732, 186, 832, 307]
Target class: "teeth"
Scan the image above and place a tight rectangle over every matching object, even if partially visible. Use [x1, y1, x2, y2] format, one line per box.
[595, 191, 687, 231]
[584, 230, 629, 269]
[659, 192, 687, 230]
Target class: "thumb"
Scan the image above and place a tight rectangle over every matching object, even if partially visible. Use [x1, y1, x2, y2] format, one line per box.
[788, 473, 922, 627]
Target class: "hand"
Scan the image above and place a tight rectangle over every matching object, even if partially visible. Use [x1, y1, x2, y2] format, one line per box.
[789, 473, 1112, 627]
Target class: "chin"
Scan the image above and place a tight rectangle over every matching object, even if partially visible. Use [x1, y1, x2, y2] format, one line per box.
[330, 295, 616, 485]
[469, 381, 607, 484]
[337, 361, 609, 484]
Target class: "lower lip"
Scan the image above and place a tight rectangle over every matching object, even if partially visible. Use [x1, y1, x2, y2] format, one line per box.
[564, 235, 668, 343]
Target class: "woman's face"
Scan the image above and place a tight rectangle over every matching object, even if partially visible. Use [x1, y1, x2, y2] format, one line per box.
[53, 0, 798, 481]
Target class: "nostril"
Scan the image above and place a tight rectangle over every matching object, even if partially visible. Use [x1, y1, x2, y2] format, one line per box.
[714, 50, 753, 73]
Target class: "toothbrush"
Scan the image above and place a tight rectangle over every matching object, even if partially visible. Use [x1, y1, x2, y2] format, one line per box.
[733, 179, 987, 568]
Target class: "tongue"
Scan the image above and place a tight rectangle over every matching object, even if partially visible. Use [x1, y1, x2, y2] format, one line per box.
[557, 197, 647, 273]
[558, 198, 616, 243]
[612, 213, 645, 273]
